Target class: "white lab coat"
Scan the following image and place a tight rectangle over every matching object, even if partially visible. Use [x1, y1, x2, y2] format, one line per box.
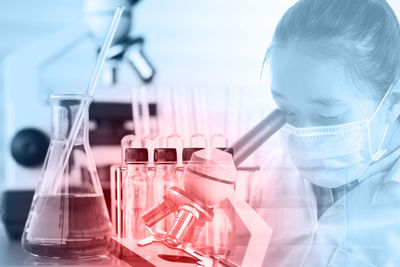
[250, 146, 400, 267]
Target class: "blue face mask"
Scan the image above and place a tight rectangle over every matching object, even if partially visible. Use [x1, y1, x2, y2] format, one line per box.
[279, 87, 392, 188]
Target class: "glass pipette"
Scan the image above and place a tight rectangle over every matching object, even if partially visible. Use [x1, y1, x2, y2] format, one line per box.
[52, 7, 124, 193]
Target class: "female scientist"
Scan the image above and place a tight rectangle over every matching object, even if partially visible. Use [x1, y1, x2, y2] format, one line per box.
[250, 0, 400, 266]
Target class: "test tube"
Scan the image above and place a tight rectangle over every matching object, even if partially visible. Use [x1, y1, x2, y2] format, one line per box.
[139, 86, 151, 136]
[121, 135, 141, 162]
[143, 134, 159, 168]
[210, 134, 228, 149]
[157, 86, 175, 138]
[131, 87, 142, 138]
[190, 134, 207, 148]
[167, 134, 183, 164]
[167, 134, 184, 186]
[110, 165, 125, 238]
[142, 135, 160, 234]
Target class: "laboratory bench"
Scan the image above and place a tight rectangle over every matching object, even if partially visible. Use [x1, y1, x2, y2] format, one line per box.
[0, 225, 207, 266]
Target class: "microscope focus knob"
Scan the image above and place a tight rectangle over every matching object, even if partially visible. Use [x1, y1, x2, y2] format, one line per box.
[11, 128, 49, 167]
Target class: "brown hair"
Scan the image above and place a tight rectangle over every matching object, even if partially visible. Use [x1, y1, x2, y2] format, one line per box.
[267, 0, 400, 98]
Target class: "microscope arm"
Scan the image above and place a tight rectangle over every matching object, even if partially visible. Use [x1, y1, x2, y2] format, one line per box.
[224, 196, 272, 267]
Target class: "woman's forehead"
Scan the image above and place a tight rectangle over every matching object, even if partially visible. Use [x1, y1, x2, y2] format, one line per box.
[269, 47, 362, 102]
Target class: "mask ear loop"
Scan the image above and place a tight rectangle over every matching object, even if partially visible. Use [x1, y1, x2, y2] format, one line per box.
[367, 86, 393, 161]
[371, 124, 389, 161]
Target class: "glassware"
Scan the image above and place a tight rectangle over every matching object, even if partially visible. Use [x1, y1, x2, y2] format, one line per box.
[110, 164, 125, 238]
[190, 134, 207, 148]
[210, 134, 228, 149]
[182, 148, 203, 165]
[167, 134, 183, 155]
[152, 148, 178, 232]
[22, 94, 112, 258]
[143, 134, 159, 168]
[120, 135, 141, 162]
[122, 148, 149, 239]
[167, 134, 184, 180]
[142, 135, 159, 195]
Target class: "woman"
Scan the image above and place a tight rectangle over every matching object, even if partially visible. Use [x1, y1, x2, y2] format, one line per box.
[250, 0, 400, 266]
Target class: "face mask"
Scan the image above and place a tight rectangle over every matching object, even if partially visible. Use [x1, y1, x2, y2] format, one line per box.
[279, 87, 392, 188]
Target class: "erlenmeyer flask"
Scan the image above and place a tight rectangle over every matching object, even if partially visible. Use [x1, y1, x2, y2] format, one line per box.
[22, 94, 112, 258]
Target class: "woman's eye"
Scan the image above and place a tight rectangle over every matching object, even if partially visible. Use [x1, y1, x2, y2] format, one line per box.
[283, 110, 296, 118]
[317, 113, 344, 120]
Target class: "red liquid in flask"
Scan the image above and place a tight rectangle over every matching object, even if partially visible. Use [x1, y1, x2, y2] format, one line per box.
[22, 194, 112, 258]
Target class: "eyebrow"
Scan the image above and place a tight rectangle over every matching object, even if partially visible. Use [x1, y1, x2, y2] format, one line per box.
[271, 90, 284, 99]
[310, 98, 345, 105]
[271, 90, 345, 105]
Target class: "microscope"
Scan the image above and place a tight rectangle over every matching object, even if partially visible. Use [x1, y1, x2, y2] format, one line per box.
[2, 0, 155, 239]
[108, 110, 287, 267]
[85, 0, 155, 85]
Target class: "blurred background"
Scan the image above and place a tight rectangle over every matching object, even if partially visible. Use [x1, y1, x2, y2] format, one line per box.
[0, 0, 302, 245]
[1, 0, 400, 258]
[0, 0, 303, 177]
[2, 0, 400, 177]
